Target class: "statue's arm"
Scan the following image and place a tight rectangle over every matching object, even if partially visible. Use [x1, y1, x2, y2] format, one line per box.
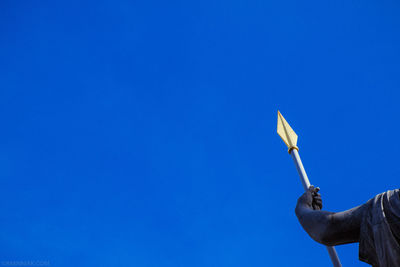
[295, 187, 367, 246]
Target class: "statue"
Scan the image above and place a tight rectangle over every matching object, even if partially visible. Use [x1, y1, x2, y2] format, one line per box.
[277, 111, 400, 266]
[296, 186, 400, 267]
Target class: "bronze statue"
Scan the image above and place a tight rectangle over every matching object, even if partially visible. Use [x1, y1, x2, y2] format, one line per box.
[296, 186, 400, 266]
[277, 111, 400, 266]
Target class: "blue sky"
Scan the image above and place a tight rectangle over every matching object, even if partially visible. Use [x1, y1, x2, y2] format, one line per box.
[1, 0, 399, 266]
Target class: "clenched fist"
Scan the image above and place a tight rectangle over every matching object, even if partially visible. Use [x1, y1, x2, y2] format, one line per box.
[296, 185, 322, 211]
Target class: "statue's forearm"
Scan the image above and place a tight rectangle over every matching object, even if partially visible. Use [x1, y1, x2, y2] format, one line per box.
[295, 203, 367, 246]
[295, 203, 334, 245]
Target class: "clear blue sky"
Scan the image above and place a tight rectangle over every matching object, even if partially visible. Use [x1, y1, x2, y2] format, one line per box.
[1, 0, 399, 266]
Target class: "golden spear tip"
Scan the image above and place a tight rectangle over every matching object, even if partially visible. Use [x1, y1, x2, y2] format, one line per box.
[277, 111, 299, 153]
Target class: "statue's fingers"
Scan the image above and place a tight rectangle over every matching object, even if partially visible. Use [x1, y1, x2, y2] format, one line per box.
[312, 203, 321, 211]
[313, 199, 323, 210]
[309, 185, 318, 190]
[314, 194, 322, 200]
[314, 193, 322, 199]
[311, 188, 320, 196]
[312, 194, 321, 202]
[314, 199, 322, 209]
[314, 198, 322, 205]
[313, 192, 321, 198]
[314, 199, 322, 206]
[308, 186, 316, 196]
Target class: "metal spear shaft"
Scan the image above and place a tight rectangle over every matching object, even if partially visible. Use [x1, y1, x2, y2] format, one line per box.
[290, 149, 341, 266]
[277, 111, 342, 267]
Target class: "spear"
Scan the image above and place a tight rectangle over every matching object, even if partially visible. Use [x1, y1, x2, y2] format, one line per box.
[276, 111, 342, 267]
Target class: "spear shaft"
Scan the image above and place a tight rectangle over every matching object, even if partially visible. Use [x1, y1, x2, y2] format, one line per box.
[277, 111, 342, 267]
[290, 149, 342, 267]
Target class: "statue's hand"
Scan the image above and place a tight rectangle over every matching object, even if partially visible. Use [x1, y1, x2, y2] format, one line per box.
[297, 185, 322, 211]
